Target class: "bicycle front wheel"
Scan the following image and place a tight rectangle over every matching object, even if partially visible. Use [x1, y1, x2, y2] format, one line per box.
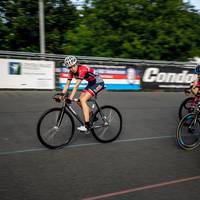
[178, 97, 195, 120]
[37, 108, 75, 149]
[176, 113, 200, 150]
[91, 105, 122, 143]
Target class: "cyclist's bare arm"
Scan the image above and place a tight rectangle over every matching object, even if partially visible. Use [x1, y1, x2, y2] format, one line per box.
[190, 79, 200, 95]
[191, 86, 199, 95]
[185, 81, 197, 96]
[69, 79, 82, 100]
[62, 79, 71, 94]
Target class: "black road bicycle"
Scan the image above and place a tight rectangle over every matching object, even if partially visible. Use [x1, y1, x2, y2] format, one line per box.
[37, 94, 122, 149]
[178, 96, 199, 120]
[176, 101, 200, 150]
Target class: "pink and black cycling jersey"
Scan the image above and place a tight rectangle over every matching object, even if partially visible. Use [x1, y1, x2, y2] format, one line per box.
[68, 65, 103, 83]
[194, 79, 200, 88]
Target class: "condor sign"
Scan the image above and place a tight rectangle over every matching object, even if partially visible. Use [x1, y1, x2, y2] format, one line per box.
[142, 67, 196, 89]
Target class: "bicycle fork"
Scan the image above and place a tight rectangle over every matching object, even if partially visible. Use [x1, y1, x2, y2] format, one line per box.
[56, 107, 65, 128]
[188, 114, 198, 134]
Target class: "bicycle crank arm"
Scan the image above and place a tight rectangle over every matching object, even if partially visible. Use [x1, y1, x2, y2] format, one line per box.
[92, 124, 109, 129]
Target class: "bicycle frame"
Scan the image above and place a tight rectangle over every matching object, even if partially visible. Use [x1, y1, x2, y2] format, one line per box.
[187, 102, 200, 130]
[37, 94, 122, 148]
[59, 97, 104, 127]
[192, 95, 200, 107]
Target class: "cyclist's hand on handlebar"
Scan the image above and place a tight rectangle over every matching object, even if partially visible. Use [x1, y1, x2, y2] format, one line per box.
[53, 93, 66, 102]
[184, 89, 191, 95]
[66, 98, 72, 104]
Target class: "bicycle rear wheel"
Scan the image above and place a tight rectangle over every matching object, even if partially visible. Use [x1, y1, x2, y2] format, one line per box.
[37, 108, 75, 149]
[91, 105, 122, 143]
[178, 97, 195, 120]
[176, 113, 200, 150]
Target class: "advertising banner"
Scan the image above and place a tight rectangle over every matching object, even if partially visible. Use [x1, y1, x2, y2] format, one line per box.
[141, 66, 196, 89]
[0, 59, 55, 89]
[57, 64, 141, 90]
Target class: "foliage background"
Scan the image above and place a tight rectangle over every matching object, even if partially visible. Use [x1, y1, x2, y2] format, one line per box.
[0, 0, 200, 61]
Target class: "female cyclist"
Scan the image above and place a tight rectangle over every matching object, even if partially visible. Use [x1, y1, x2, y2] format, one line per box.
[60, 55, 104, 132]
[185, 64, 200, 95]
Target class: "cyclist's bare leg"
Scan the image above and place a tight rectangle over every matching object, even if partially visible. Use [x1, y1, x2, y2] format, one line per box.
[76, 94, 83, 108]
[80, 92, 93, 123]
[78, 92, 93, 119]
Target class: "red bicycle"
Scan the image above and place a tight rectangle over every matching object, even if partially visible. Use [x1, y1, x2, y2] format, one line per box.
[178, 89, 200, 120]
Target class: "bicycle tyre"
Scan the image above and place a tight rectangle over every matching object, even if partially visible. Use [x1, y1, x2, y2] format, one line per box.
[37, 108, 75, 149]
[91, 105, 122, 143]
[176, 113, 200, 150]
[178, 97, 195, 120]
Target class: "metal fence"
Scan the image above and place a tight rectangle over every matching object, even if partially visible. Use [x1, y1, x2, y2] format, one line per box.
[0, 50, 197, 91]
[0, 50, 196, 67]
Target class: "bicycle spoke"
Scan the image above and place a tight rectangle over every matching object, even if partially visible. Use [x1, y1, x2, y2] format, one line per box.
[55, 112, 59, 123]
[91, 106, 122, 143]
[44, 127, 57, 139]
[177, 113, 200, 150]
[37, 108, 74, 149]
[98, 126, 109, 137]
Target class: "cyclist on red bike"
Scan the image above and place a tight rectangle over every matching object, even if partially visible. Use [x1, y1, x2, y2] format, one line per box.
[61, 55, 104, 132]
[185, 64, 200, 96]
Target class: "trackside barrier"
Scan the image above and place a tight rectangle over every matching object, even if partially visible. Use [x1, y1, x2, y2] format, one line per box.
[141, 64, 196, 90]
[0, 58, 55, 89]
[0, 51, 197, 91]
[56, 61, 197, 91]
[57, 64, 141, 91]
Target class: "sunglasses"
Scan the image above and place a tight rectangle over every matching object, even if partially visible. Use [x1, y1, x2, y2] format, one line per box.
[68, 64, 76, 69]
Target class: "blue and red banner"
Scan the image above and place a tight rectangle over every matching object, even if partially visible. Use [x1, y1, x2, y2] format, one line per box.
[57, 65, 141, 90]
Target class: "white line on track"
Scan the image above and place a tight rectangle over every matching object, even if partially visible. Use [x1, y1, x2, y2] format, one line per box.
[0, 135, 174, 156]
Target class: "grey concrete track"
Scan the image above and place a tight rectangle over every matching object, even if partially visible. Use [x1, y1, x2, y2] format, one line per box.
[0, 91, 200, 200]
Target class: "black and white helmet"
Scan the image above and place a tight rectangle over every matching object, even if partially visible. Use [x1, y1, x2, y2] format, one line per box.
[195, 64, 200, 75]
[64, 56, 78, 67]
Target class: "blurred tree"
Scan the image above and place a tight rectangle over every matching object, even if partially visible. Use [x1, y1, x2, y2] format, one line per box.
[0, 0, 39, 51]
[0, 0, 79, 53]
[45, 0, 79, 53]
[0, 1, 9, 49]
[0, 0, 200, 61]
[63, 0, 200, 61]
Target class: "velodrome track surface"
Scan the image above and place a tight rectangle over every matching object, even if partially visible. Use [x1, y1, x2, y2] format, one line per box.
[0, 91, 200, 200]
